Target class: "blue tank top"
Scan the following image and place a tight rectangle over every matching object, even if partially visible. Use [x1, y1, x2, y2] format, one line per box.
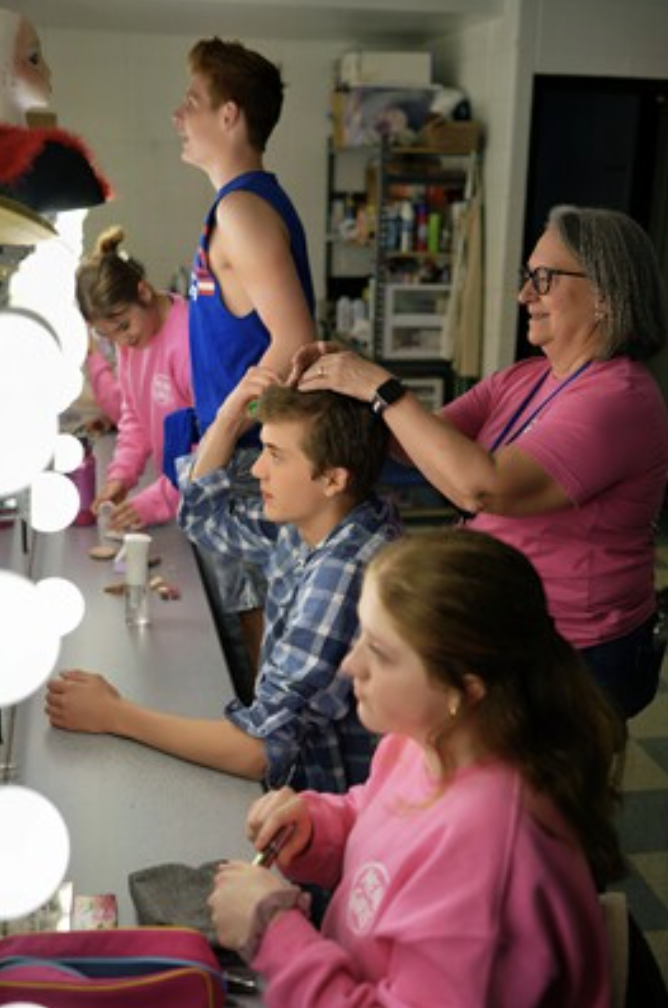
[188, 171, 315, 442]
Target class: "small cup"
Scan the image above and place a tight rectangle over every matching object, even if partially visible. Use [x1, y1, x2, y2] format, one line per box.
[125, 584, 150, 627]
[97, 501, 115, 544]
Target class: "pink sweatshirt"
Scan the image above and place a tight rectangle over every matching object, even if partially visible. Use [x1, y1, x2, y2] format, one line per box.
[443, 356, 668, 648]
[255, 735, 610, 1008]
[106, 295, 192, 526]
[86, 347, 122, 424]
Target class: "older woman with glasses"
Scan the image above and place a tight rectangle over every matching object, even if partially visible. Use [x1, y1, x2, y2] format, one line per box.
[293, 205, 668, 720]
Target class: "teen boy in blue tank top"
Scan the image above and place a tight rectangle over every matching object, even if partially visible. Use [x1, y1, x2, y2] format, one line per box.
[171, 38, 317, 673]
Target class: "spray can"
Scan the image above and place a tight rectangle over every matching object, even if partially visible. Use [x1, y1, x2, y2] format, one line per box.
[68, 437, 96, 526]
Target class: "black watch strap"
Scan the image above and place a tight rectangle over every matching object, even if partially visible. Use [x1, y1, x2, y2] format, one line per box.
[371, 377, 406, 415]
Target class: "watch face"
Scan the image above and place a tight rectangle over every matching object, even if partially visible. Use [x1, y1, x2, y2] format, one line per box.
[378, 378, 405, 406]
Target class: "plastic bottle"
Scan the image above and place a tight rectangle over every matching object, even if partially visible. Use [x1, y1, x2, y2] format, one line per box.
[335, 296, 354, 335]
[122, 532, 152, 627]
[330, 198, 345, 235]
[415, 203, 428, 252]
[427, 211, 441, 255]
[400, 200, 414, 253]
[339, 195, 358, 241]
[384, 205, 399, 252]
[355, 205, 369, 245]
[352, 297, 367, 326]
[365, 203, 377, 242]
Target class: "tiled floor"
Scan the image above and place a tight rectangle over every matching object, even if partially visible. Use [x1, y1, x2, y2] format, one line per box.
[614, 549, 668, 983]
[616, 670, 668, 982]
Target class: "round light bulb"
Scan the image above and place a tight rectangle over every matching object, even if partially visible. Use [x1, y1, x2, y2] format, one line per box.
[54, 357, 84, 413]
[0, 786, 70, 921]
[0, 410, 57, 499]
[29, 471, 80, 533]
[36, 577, 85, 638]
[52, 433, 84, 474]
[2, 1002, 47, 1007]
[0, 311, 63, 497]
[0, 570, 61, 707]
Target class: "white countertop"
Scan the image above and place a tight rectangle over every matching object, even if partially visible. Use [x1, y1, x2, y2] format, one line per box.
[0, 441, 267, 1004]
[2, 514, 262, 921]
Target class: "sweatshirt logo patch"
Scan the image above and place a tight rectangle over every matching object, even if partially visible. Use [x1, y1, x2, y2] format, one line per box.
[347, 861, 389, 934]
[152, 373, 173, 406]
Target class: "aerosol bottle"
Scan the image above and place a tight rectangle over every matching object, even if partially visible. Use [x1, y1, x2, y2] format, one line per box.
[69, 436, 96, 527]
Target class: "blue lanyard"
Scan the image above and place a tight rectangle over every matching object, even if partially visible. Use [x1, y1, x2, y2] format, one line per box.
[490, 360, 592, 453]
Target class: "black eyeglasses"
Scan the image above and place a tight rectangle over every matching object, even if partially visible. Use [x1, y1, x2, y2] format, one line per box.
[519, 265, 587, 296]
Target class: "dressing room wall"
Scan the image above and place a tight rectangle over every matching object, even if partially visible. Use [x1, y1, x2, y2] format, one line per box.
[33, 0, 668, 377]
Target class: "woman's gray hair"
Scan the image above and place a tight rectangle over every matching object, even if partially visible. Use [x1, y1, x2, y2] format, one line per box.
[547, 204, 668, 360]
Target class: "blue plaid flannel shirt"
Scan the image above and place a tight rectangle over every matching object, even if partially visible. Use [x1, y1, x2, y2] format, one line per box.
[178, 463, 402, 793]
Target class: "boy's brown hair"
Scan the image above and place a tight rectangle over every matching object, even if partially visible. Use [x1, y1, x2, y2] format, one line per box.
[188, 38, 284, 152]
[257, 386, 389, 503]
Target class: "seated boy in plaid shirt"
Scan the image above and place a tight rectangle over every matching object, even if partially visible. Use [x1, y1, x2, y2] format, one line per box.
[46, 368, 401, 793]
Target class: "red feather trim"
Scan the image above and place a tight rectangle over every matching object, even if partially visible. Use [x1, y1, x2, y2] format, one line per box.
[0, 123, 112, 198]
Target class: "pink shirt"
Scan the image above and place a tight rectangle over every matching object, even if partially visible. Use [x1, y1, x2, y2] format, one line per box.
[443, 356, 668, 647]
[86, 347, 122, 424]
[255, 735, 610, 1008]
[106, 295, 192, 526]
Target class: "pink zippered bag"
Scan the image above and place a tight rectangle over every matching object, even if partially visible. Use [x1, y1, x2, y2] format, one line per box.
[0, 926, 226, 1007]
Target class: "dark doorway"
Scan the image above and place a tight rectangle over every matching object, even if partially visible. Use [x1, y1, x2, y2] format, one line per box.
[516, 74, 668, 360]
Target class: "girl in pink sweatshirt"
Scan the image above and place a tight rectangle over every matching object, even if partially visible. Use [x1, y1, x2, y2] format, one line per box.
[76, 227, 192, 530]
[209, 529, 624, 1008]
[85, 331, 122, 430]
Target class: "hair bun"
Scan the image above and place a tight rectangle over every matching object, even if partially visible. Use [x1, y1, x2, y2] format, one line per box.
[95, 224, 125, 258]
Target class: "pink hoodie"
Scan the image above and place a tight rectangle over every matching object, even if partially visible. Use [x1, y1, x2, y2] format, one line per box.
[254, 735, 611, 1008]
[106, 295, 192, 526]
[86, 347, 122, 425]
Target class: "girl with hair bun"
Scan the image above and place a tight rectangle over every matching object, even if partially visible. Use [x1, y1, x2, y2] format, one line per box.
[76, 226, 192, 530]
[209, 529, 623, 1007]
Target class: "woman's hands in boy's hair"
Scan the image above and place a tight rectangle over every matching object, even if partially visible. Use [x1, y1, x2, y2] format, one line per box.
[289, 340, 389, 404]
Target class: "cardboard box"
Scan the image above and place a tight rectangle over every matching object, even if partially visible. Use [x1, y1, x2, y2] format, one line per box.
[331, 86, 440, 149]
[418, 118, 482, 154]
[338, 51, 432, 88]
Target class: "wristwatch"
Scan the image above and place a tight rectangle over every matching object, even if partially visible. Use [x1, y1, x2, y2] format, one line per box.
[371, 377, 406, 415]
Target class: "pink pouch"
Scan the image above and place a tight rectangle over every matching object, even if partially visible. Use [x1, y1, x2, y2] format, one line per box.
[0, 926, 226, 1007]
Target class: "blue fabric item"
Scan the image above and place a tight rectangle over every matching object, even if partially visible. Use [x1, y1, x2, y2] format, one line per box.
[162, 407, 198, 488]
[178, 461, 402, 793]
[188, 171, 315, 440]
